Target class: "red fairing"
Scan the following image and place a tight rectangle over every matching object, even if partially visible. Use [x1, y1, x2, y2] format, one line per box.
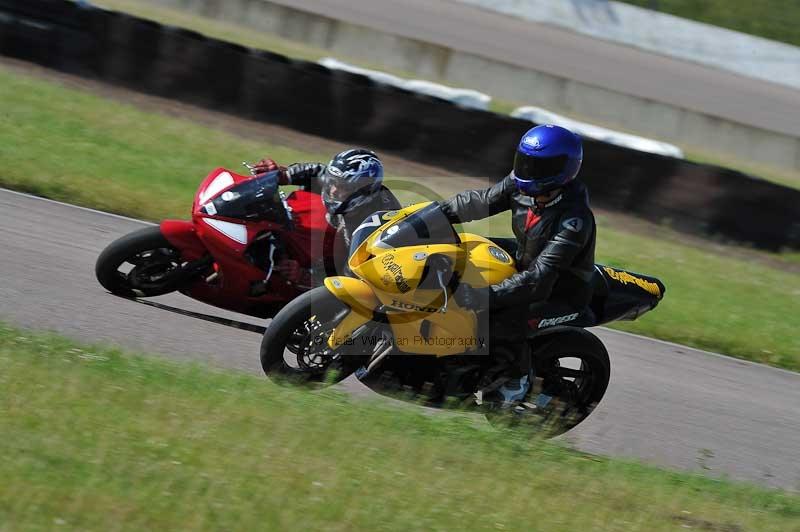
[160, 220, 207, 261]
[287, 190, 329, 231]
[285, 190, 335, 265]
[108, 168, 333, 318]
[193, 168, 252, 214]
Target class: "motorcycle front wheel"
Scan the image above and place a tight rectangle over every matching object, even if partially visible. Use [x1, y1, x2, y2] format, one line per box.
[260, 286, 356, 388]
[95, 226, 185, 298]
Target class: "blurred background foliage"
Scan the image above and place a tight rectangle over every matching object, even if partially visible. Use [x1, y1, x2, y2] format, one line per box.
[624, 0, 800, 46]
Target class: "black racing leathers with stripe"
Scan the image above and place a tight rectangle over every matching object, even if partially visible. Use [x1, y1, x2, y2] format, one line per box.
[441, 177, 596, 379]
[441, 177, 596, 309]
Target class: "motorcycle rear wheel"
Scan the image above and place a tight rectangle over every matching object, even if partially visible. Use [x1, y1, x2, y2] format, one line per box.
[487, 329, 610, 438]
[260, 286, 355, 388]
[95, 226, 184, 298]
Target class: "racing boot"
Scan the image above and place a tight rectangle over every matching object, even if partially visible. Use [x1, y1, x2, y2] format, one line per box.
[474, 373, 531, 409]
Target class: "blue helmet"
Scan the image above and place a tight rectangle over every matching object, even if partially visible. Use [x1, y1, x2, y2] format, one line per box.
[512, 125, 583, 195]
[322, 148, 384, 215]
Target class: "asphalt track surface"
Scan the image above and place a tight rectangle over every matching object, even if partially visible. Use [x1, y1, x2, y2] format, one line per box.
[1, 188, 799, 490]
[273, 0, 800, 137]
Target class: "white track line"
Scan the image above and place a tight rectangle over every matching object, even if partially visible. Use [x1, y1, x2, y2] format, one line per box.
[4, 187, 796, 377]
[598, 327, 798, 376]
[0, 187, 155, 226]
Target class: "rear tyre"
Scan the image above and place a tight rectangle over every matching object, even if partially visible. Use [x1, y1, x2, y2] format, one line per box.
[95, 226, 184, 297]
[487, 329, 610, 438]
[260, 286, 353, 388]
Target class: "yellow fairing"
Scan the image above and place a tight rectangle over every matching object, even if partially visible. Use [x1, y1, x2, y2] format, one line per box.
[386, 308, 480, 356]
[327, 203, 518, 357]
[457, 233, 517, 286]
[323, 277, 376, 348]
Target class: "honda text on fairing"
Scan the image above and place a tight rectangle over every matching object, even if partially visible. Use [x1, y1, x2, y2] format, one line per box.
[259, 202, 665, 435]
[95, 165, 330, 318]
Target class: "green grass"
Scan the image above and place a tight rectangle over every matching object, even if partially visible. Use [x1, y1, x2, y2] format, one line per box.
[596, 225, 799, 368]
[90, 0, 800, 190]
[684, 149, 800, 191]
[1, 324, 798, 531]
[0, 67, 330, 221]
[1, 64, 799, 370]
[619, 0, 800, 47]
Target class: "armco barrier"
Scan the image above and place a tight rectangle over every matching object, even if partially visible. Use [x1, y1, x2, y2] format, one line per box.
[282, 60, 336, 135]
[101, 13, 162, 86]
[239, 49, 293, 124]
[328, 69, 379, 141]
[204, 40, 249, 112]
[149, 26, 207, 101]
[512, 106, 685, 159]
[0, 0, 78, 24]
[318, 57, 492, 111]
[2, 0, 799, 251]
[0, 13, 54, 66]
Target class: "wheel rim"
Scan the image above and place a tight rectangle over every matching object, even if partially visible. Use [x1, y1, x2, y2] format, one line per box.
[487, 351, 604, 435]
[277, 308, 350, 381]
[117, 248, 182, 295]
[535, 353, 601, 423]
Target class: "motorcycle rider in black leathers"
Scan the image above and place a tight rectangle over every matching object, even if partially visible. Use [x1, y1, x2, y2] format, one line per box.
[441, 125, 596, 407]
[253, 148, 401, 284]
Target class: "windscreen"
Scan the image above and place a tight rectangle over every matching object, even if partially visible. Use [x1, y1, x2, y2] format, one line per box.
[374, 203, 459, 250]
[204, 174, 283, 220]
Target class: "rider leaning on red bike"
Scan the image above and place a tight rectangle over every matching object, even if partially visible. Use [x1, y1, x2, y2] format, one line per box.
[250, 148, 401, 285]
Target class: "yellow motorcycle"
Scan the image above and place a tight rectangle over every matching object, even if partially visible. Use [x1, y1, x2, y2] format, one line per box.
[260, 202, 665, 434]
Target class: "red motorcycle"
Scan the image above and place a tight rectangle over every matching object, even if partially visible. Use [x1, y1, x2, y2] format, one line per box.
[96, 165, 332, 318]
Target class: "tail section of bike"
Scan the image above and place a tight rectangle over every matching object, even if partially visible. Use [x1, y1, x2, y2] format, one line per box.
[590, 265, 666, 325]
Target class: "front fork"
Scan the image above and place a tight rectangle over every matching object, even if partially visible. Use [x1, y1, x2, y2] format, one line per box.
[352, 328, 395, 380]
[171, 255, 215, 291]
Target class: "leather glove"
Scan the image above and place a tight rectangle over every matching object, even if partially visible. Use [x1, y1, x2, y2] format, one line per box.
[253, 158, 288, 183]
[286, 162, 326, 183]
[454, 284, 491, 311]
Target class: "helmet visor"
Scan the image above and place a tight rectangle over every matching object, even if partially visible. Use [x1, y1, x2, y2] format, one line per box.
[513, 153, 568, 181]
[512, 153, 569, 195]
[323, 179, 363, 203]
[322, 169, 376, 215]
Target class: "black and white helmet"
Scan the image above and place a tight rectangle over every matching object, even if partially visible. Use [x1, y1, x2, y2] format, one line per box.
[322, 149, 384, 216]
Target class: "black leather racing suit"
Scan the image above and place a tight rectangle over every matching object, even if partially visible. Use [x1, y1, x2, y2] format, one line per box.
[441, 177, 597, 378]
[284, 163, 401, 273]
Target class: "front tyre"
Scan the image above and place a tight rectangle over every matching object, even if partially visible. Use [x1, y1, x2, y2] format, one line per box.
[95, 226, 185, 297]
[260, 286, 352, 388]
